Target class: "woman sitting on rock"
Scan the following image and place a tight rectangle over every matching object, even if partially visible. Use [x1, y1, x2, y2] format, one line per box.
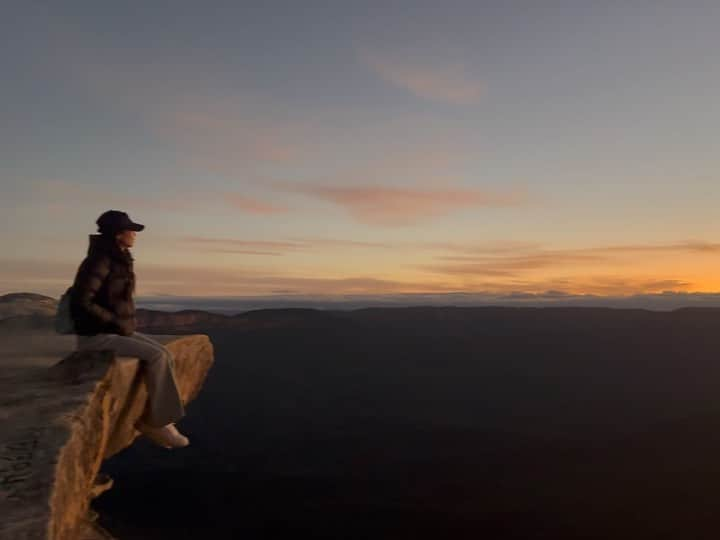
[70, 210, 189, 449]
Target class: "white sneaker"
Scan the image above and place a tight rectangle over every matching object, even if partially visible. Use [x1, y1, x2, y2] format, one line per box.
[166, 423, 190, 447]
[136, 421, 189, 449]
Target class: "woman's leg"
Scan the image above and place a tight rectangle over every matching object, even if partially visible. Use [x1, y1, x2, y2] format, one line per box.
[128, 331, 177, 369]
[128, 330, 167, 349]
[76, 332, 185, 427]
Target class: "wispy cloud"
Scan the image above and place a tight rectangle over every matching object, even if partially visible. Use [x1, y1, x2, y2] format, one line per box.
[585, 242, 720, 255]
[26, 179, 286, 217]
[358, 48, 484, 105]
[162, 104, 315, 169]
[0, 255, 703, 301]
[3, 230, 717, 299]
[286, 236, 394, 249]
[411, 240, 720, 293]
[0, 257, 419, 297]
[223, 193, 289, 215]
[422, 240, 720, 260]
[418, 251, 606, 277]
[415, 240, 545, 254]
[120, 261, 463, 296]
[269, 181, 526, 226]
[180, 236, 306, 256]
[189, 236, 394, 249]
[174, 234, 395, 256]
[31, 179, 207, 214]
[166, 234, 720, 267]
[0, 243, 714, 300]
[512, 277, 695, 296]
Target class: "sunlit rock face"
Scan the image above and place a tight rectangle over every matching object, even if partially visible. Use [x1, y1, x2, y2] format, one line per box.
[0, 331, 214, 540]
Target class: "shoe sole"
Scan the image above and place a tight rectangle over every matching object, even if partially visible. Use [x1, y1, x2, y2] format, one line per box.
[136, 425, 189, 449]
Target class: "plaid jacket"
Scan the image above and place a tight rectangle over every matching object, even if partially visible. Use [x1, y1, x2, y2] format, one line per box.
[70, 233, 137, 336]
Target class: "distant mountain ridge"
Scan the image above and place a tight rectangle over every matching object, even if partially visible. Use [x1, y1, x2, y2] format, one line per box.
[1, 291, 719, 334]
[0, 292, 339, 333]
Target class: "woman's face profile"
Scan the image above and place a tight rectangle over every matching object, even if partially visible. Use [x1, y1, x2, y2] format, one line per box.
[115, 229, 137, 248]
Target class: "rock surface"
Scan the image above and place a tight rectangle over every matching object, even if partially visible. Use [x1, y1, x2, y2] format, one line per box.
[0, 330, 214, 540]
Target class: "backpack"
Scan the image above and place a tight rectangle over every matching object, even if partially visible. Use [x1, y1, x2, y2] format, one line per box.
[55, 286, 77, 334]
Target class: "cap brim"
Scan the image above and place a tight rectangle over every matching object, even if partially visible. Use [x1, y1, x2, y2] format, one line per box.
[129, 223, 145, 231]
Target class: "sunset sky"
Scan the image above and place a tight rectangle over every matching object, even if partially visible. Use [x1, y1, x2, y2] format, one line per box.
[2, 1, 719, 302]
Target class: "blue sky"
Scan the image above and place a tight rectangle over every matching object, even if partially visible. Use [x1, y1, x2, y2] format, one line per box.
[2, 1, 719, 302]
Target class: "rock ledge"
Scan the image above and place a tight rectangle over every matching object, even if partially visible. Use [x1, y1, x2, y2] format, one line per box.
[0, 334, 214, 539]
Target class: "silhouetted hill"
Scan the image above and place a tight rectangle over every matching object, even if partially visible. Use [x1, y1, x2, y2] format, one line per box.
[143, 304, 720, 337]
[0, 292, 56, 303]
[0, 292, 57, 319]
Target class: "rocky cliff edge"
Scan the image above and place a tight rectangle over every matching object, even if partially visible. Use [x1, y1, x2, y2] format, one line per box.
[0, 332, 214, 539]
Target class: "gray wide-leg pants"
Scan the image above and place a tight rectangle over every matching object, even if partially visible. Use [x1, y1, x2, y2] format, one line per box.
[75, 331, 186, 427]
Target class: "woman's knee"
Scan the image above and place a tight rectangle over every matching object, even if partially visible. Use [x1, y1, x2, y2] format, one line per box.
[146, 346, 175, 369]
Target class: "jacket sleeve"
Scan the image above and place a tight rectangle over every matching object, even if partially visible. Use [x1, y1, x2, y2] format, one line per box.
[74, 255, 118, 326]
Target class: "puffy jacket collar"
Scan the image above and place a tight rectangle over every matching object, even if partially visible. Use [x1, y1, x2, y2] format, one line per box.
[87, 234, 134, 264]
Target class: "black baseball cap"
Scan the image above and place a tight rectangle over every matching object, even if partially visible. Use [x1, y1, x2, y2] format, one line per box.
[96, 210, 145, 234]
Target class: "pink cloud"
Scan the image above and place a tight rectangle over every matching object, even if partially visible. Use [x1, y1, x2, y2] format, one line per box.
[424, 240, 720, 260]
[411, 240, 720, 281]
[270, 181, 526, 226]
[286, 236, 394, 249]
[418, 251, 607, 277]
[179, 236, 306, 256]
[416, 240, 544, 254]
[174, 235, 394, 255]
[158, 103, 316, 170]
[586, 241, 720, 254]
[223, 193, 289, 215]
[359, 49, 484, 105]
[130, 264, 462, 295]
